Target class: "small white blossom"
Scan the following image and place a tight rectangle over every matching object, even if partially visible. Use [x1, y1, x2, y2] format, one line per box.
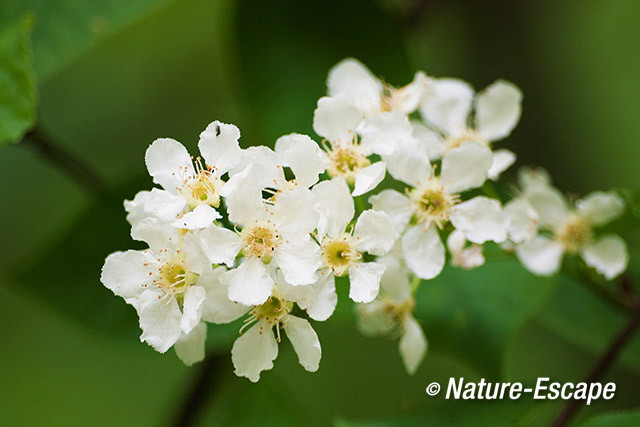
[515, 177, 627, 279]
[356, 253, 427, 375]
[371, 141, 507, 279]
[418, 77, 522, 179]
[100, 220, 212, 361]
[313, 179, 395, 303]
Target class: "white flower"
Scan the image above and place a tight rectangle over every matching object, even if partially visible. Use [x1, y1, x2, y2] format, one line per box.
[100, 220, 211, 357]
[418, 78, 522, 179]
[230, 278, 322, 382]
[138, 121, 243, 228]
[199, 172, 321, 306]
[370, 141, 507, 279]
[516, 185, 627, 279]
[327, 58, 430, 117]
[356, 253, 427, 375]
[312, 95, 389, 196]
[313, 179, 396, 303]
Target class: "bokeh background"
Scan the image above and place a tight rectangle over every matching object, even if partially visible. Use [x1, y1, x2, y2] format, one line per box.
[1, 0, 640, 425]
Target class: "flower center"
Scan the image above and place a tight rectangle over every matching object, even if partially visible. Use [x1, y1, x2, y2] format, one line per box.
[155, 258, 198, 303]
[253, 296, 293, 326]
[321, 234, 360, 276]
[241, 221, 280, 262]
[327, 145, 370, 184]
[409, 179, 459, 228]
[240, 295, 294, 342]
[182, 170, 222, 210]
[555, 215, 593, 253]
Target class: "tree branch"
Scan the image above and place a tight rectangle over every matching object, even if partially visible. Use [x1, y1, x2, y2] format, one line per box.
[22, 127, 106, 196]
[551, 276, 640, 427]
[171, 353, 226, 427]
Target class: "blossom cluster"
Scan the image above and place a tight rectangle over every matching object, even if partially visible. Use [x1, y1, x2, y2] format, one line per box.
[101, 59, 629, 381]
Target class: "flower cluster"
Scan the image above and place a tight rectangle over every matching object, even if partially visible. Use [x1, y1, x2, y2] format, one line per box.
[101, 58, 629, 381]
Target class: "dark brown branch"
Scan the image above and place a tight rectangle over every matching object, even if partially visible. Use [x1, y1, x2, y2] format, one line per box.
[171, 353, 225, 427]
[22, 127, 106, 195]
[551, 277, 640, 427]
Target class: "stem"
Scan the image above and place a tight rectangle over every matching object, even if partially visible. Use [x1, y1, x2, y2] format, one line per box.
[551, 277, 640, 427]
[171, 352, 225, 427]
[22, 127, 106, 196]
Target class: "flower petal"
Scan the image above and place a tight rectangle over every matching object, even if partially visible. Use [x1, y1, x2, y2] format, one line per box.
[357, 110, 413, 156]
[476, 80, 523, 142]
[125, 188, 187, 226]
[285, 316, 322, 372]
[198, 225, 243, 267]
[348, 262, 385, 303]
[401, 224, 445, 280]
[171, 204, 221, 230]
[313, 95, 362, 143]
[447, 229, 485, 270]
[222, 258, 274, 306]
[378, 254, 411, 302]
[222, 170, 265, 226]
[449, 196, 508, 244]
[526, 186, 569, 228]
[181, 285, 206, 334]
[369, 189, 414, 235]
[312, 179, 354, 239]
[516, 236, 564, 276]
[582, 235, 628, 280]
[200, 268, 250, 324]
[441, 141, 493, 194]
[412, 121, 444, 160]
[327, 58, 382, 115]
[175, 322, 207, 366]
[273, 237, 321, 286]
[231, 321, 278, 382]
[576, 191, 625, 227]
[273, 187, 319, 236]
[198, 121, 243, 174]
[145, 138, 194, 193]
[352, 161, 386, 196]
[136, 290, 183, 353]
[101, 250, 156, 299]
[399, 315, 427, 375]
[353, 210, 395, 256]
[487, 148, 516, 180]
[420, 78, 474, 135]
[504, 198, 539, 243]
[275, 133, 326, 188]
[305, 275, 338, 321]
[381, 133, 431, 188]
[393, 71, 430, 114]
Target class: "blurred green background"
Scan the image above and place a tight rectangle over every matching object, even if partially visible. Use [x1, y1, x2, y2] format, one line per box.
[1, 0, 640, 425]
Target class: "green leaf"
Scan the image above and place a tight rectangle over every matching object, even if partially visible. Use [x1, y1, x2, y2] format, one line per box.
[0, 15, 37, 146]
[0, 0, 176, 81]
[413, 254, 557, 379]
[582, 410, 640, 427]
[336, 399, 545, 427]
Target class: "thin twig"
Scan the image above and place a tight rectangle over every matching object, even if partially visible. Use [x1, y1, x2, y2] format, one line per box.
[22, 127, 106, 195]
[171, 353, 225, 427]
[551, 277, 640, 427]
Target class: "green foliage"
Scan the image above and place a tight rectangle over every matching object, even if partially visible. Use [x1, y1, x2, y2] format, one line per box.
[582, 410, 640, 427]
[0, 0, 174, 80]
[414, 257, 557, 379]
[0, 15, 36, 146]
